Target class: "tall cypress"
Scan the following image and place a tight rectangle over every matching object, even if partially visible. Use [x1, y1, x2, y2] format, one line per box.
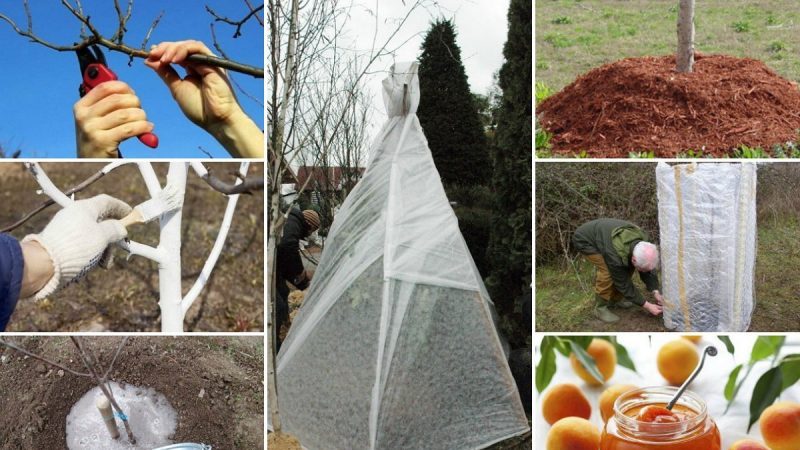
[486, 0, 532, 346]
[417, 19, 490, 186]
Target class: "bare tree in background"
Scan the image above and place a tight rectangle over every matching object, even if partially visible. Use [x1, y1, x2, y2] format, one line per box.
[266, 0, 435, 433]
[0, 1, 264, 77]
[676, 0, 695, 73]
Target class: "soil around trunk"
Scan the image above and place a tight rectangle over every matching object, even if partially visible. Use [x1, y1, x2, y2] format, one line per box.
[0, 337, 264, 450]
[538, 54, 800, 156]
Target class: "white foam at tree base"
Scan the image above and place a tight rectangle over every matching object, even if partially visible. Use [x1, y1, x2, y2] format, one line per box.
[66, 382, 177, 450]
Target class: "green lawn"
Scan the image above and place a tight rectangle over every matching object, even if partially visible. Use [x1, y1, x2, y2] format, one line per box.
[536, 219, 800, 332]
[536, 0, 800, 91]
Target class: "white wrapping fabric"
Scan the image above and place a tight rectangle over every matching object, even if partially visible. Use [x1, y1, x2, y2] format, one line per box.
[534, 335, 800, 449]
[656, 162, 757, 332]
[275, 62, 529, 449]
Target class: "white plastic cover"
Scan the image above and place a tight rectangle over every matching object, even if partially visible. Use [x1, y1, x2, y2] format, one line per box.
[275, 62, 529, 449]
[656, 162, 757, 332]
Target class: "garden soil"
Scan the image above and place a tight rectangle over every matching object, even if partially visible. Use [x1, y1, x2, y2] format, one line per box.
[0, 336, 264, 449]
[538, 54, 800, 156]
[0, 162, 264, 332]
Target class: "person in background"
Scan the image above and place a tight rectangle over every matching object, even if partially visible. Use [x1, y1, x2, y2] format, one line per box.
[0, 195, 131, 331]
[572, 218, 664, 323]
[74, 40, 263, 158]
[275, 209, 320, 348]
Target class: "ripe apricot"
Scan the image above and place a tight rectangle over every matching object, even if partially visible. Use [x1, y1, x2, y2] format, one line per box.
[729, 438, 769, 450]
[546, 417, 601, 450]
[599, 384, 638, 422]
[569, 339, 617, 386]
[541, 383, 591, 425]
[657, 339, 699, 385]
[682, 335, 702, 343]
[759, 401, 800, 450]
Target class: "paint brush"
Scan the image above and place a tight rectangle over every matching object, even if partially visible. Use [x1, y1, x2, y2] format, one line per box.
[120, 183, 183, 228]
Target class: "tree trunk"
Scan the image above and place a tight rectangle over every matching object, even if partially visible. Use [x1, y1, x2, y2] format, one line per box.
[676, 0, 695, 73]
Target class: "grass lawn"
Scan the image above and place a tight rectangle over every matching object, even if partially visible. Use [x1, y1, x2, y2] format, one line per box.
[535, 219, 800, 332]
[536, 0, 800, 92]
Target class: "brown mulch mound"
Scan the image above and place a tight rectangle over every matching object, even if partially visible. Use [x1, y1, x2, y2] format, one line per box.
[537, 54, 800, 157]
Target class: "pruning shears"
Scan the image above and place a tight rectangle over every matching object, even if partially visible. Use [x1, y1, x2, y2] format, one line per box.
[76, 45, 159, 149]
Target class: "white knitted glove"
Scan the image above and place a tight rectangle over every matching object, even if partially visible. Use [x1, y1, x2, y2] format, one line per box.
[22, 194, 132, 300]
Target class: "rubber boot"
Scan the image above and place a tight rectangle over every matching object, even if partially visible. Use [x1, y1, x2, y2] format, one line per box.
[614, 300, 635, 309]
[595, 305, 620, 323]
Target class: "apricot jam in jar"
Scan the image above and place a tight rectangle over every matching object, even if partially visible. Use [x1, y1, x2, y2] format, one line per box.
[600, 387, 721, 450]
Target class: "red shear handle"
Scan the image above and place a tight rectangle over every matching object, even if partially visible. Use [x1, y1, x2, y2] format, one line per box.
[82, 63, 159, 149]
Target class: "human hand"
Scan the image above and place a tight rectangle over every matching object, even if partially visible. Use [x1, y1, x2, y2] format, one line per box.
[144, 40, 263, 157]
[642, 301, 663, 316]
[653, 290, 664, 306]
[21, 195, 132, 300]
[74, 81, 154, 158]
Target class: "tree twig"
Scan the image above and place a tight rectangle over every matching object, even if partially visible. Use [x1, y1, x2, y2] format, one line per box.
[206, 3, 265, 38]
[0, 338, 93, 378]
[0, 168, 107, 233]
[199, 168, 264, 195]
[0, 2, 264, 77]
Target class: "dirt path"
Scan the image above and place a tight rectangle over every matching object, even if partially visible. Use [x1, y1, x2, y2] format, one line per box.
[0, 336, 264, 449]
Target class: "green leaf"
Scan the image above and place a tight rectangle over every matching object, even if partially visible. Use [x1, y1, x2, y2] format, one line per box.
[780, 354, 800, 391]
[569, 340, 604, 384]
[750, 336, 785, 363]
[748, 367, 784, 432]
[552, 337, 571, 357]
[564, 336, 594, 350]
[718, 336, 735, 355]
[725, 364, 743, 401]
[536, 337, 557, 393]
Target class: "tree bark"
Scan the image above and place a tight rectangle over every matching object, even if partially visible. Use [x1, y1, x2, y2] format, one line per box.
[676, 0, 695, 73]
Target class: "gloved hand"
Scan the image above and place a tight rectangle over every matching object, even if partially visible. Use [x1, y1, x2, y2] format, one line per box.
[21, 194, 132, 300]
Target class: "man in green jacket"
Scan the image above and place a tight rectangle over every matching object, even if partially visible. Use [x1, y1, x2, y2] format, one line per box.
[572, 218, 664, 323]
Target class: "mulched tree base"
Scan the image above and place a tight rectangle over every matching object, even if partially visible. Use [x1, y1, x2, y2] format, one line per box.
[538, 54, 800, 157]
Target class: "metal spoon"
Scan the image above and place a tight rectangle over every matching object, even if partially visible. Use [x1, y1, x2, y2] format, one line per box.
[666, 345, 718, 410]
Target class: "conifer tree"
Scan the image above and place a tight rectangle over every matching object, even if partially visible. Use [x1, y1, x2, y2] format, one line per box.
[417, 19, 490, 186]
[487, 0, 532, 346]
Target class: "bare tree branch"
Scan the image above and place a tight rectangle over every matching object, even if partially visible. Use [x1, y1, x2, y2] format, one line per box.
[102, 336, 130, 380]
[0, 338, 93, 378]
[0, 2, 264, 78]
[206, 3, 265, 38]
[198, 168, 264, 195]
[0, 168, 107, 233]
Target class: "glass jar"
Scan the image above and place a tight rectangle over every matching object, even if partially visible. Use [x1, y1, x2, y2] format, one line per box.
[600, 387, 721, 450]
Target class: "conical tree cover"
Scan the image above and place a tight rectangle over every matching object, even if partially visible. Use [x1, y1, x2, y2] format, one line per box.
[276, 62, 529, 449]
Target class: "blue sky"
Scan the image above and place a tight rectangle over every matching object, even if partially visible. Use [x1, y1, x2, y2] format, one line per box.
[0, 1, 263, 158]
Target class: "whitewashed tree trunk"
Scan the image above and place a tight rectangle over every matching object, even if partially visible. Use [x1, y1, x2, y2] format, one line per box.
[677, 0, 695, 73]
[25, 161, 248, 333]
